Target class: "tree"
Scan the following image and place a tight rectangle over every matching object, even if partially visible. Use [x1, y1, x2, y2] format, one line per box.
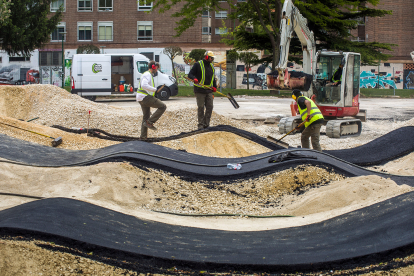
[76, 45, 100, 54]
[163, 46, 183, 79]
[238, 52, 259, 90]
[0, 0, 12, 27]
[152, 0, 394, 66]
[0, 0, 63, 56]
[188, 49, 206, 62]
[223, 0, 394, 66]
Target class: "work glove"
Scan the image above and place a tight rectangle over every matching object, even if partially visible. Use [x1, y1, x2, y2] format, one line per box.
[212, 87, 217, 92]
[193, 78, 199, 84]
[306, 115, 311, 121]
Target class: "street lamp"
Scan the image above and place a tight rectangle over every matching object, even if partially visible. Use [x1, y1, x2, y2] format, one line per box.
[59, 31, 67, 88]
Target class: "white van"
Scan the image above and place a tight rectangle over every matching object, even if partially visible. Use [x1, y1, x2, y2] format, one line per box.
[71, 54, 177, 101]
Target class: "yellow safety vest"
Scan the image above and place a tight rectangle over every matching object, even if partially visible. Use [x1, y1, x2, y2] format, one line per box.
[138, 71, 155, 96]
[297, 96, 324, 127]
[194, 60, 215, 89]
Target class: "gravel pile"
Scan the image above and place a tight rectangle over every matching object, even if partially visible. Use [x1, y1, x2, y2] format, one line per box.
[2, 85, 412, 152]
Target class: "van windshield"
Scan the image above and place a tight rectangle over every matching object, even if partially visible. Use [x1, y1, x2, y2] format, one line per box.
[136, 61, 148, 73]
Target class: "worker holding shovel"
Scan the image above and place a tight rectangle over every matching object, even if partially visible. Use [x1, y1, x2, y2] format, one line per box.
[187, 51, 218, 130]
[292, 89, 325, 151]
[136, 60, 167, 139]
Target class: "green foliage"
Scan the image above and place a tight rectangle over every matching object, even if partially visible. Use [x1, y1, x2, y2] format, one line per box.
[0, 0, 63, 56]
[76, 45, 101, 54]
[0, 0, 12, 27]
[163, 46, 183, 79]
[226, 49, 239, 63]
[188, 49, 206, 62]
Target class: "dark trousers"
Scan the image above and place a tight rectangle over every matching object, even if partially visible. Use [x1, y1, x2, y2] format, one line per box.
[195, 92, 214, 129]
[139, 95, 166, 138]
[301, 123, 323, 152]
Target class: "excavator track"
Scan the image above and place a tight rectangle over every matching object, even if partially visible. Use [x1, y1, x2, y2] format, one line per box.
[278, 115, 302, 134]
[326, 119, 362, 138]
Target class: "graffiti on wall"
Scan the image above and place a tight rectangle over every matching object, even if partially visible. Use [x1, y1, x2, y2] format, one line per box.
[360, 71, 397, 89]
[405, 71, 414, 89]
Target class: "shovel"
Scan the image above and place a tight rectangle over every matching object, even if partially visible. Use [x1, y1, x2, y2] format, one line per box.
[267, 121, 305, 148]
[185, 77, 239, 109]
[0, 121, 63, 147]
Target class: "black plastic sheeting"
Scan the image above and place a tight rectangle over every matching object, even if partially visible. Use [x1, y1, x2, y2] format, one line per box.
[0, 131, 413, 184]
[1, 195, 414, 266]
[1, 125, 414, 266]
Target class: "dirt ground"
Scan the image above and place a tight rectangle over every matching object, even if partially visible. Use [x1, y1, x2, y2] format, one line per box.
[1, 85, 414, 275]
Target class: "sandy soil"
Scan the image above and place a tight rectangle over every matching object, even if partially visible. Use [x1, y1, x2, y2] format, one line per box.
[1, 85, 414, 275]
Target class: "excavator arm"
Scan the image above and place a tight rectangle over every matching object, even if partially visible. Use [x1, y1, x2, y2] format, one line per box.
[276, 0, 316, 88]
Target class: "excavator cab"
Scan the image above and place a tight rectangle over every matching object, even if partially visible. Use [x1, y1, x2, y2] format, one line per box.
[314, 55, 344, 104]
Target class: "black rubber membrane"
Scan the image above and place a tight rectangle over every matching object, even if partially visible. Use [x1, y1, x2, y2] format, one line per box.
[1, 125, 414, 266]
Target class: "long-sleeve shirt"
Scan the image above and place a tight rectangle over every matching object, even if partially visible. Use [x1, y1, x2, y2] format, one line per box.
[136, 71, 156, 101]
[188, 60, 217, 94]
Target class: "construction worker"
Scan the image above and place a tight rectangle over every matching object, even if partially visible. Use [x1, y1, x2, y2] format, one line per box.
[187, 51, 217, 130]
[331, 59, 345, 86]
[136, 60, 166, 139]
[292, 89, 324, 151]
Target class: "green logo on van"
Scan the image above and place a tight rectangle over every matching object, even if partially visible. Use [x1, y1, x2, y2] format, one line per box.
[92, 63, 102, 73]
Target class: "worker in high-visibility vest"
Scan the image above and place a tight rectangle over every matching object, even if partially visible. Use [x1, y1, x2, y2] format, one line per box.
[136, 60, 166, 139]
[331, 58, 345, 86]
[187, 51, 217, 130]
[292, 89, 325, 151]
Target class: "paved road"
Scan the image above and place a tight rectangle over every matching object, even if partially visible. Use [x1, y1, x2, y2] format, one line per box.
[97, 97, 414, 121]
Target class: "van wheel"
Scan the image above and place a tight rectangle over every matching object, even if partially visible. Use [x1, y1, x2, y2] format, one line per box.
[83, 96, 97, 102]
[156, 86, 170, 101]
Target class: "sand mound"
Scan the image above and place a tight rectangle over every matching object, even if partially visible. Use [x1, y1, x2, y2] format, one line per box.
[1, 162, 412, 231]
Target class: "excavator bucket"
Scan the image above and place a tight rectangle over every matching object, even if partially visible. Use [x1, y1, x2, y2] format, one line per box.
[267, 69, 313, 91]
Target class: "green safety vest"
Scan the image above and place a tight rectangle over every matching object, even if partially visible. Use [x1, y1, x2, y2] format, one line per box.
[332, 68, 342, 82]
[297, 96, 324, 128]
[194, 60, 215, 89]
[138, 71, 155, 96]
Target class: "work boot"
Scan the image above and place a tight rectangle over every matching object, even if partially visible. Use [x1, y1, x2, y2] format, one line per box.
[143, 120, 157, 131]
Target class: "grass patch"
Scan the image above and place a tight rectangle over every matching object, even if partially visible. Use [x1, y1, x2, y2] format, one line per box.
[360, 88, 414, 98]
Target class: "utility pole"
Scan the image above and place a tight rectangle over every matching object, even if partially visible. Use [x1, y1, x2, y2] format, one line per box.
[60, 32, 67, 88]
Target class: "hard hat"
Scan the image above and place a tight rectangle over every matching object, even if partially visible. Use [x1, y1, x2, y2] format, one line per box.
[206, 51, 215, 58]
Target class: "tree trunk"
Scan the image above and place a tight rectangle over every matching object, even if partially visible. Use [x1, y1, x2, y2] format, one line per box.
[171, 60, 176, 79]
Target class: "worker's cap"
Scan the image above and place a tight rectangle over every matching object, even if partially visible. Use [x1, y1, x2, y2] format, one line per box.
[206, 51, 216, 58]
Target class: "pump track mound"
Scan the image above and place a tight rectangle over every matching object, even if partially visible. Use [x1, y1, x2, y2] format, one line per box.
[1, 125, 414, 267]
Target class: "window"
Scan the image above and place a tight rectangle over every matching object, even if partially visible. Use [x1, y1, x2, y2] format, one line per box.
[51, 0, 65, 12]
[215, 11, 227, 19]
[136, 61, 148, 73]
[40, 51, 61, 66]
[98, 0, 112, 11]
[78, 0, 92, 11]
[137, 21, 153, 41]
[215, 27, 227, 35]
[78, 22, 93, 41]
[202, 10, 209, 18]
[51, 23, 66, 42]
[138, 0, 152, 11]
[9, 56, 30, 62]
[202, 27, 210, 35]
[140, 52, 154, 60]
[98, 22, 113, 41]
